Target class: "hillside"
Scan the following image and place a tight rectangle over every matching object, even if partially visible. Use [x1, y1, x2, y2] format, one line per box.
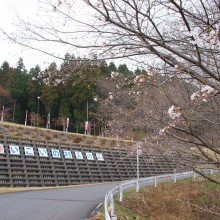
[0, 121, 133, 149]
[92, 174, 220, 220]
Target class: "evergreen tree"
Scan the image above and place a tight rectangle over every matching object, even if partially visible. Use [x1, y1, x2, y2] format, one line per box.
[5, 59, 28, 122]
[27, 65, 43, 112]
[108, 62, 117, 72]
[0, 61, 10, 86]
[118, 64, 131, 75]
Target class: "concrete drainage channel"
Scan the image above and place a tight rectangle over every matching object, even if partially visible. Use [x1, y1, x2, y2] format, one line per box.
[103, 169, 218, 220]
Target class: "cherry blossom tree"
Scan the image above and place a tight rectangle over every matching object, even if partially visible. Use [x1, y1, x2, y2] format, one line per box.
[81, 0, 220, 177]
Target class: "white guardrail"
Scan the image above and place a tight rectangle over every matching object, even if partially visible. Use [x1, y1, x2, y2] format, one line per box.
[104, 169, 218, 220]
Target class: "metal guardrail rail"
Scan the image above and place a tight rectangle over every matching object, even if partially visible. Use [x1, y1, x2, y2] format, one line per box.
[104, 169, 218, 220]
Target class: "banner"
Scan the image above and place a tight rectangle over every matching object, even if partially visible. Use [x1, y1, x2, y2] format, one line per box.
[66, 118, 70, 128]
[85, 121, 89, 131]
[0, 144, 4, 154]
[25, 110, 28, 126]
[1, 106, 4, 121]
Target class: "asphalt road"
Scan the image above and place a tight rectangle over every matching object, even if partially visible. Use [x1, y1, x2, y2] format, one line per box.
[0, 182, 118, 220]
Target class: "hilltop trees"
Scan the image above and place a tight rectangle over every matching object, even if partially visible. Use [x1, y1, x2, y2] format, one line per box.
[0, 56, 126, 133]
[1, 59, 28, 123]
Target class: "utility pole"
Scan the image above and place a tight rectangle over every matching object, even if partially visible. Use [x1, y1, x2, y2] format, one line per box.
[37, 96, 40, 127]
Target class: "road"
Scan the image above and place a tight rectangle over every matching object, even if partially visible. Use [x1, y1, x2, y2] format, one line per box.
[0, 182, 118, 220]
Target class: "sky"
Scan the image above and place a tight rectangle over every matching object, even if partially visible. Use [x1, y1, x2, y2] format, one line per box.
[0, 0, 59, 70]
[0, 0, 135, 71]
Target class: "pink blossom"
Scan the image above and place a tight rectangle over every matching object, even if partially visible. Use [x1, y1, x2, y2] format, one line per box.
[110, 71, 119, 79]
[201, 85, 215, 95]
[190, 91, 200, 100]
[168, 105, 181, 119]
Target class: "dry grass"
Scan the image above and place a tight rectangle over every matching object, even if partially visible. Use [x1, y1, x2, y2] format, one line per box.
[89, 212, 103, 220]
[23, 130, 30, 135]
[122, 178, 220, 220]
[100, 139, 107, 145]
[73, 136, 83, 143]
[0, 187, 53, 193]
[91, 175, 220, 220]
[44, 135, 52, 140]
[0, 121, 134, 149]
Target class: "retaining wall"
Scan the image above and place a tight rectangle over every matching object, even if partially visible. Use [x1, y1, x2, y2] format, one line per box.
[0, 136, 180, 187]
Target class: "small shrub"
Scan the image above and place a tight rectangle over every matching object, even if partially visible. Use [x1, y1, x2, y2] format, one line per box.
[23, 130, 30, 135]
[11, 131, 20, 137]
[109, 140, 116, 148]
[86, 140, 94, 145]
[45, 136, 52, 141]
[73, 136, 82, 143]
[100, 138, 106, 145]
[53, 134, 59, 139]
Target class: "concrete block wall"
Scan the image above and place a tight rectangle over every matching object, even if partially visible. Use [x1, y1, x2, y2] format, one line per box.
[0, 136, 180, 187]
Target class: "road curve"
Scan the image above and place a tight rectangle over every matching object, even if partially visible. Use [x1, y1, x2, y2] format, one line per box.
[0, 182, 118, 220]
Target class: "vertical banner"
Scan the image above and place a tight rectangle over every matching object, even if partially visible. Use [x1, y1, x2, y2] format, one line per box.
[1, 106, 4, 122]
[85, 121, 89, 134]
[25, 110, 28, 126]
[46, 112, 50, 129]
[66, 118, 69, 132]
[0, 144, 4, 154]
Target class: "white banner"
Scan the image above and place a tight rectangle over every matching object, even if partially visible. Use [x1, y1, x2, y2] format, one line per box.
[24, 147, 34, 156]
[96, 153, 104, 161]
[75, 151, 84, 159]
[10, 145, 20, 155]
[51, 149, 61, 158]
[38, 148, 48, 157]
[63, 150, 73, 159]
[86, 152, 94, 160]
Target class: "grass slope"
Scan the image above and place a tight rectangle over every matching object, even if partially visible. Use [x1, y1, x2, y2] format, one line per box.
[0, 121, 133, 149]
[91, 174, 220, 220]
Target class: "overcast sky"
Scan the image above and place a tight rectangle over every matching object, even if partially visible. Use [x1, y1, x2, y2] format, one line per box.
[0, 0, 58, 70]
[0, 0, 135, 71]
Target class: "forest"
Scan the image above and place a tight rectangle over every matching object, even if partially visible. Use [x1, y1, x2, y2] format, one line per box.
[0, 54, 141, 137]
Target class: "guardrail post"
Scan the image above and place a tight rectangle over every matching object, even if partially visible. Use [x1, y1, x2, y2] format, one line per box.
[105, 194, 111, 220]
[154, 176, 157, 187]
[110, 192, 115, 217]
[119, 185, 123, 202]
[173, 169, 177, 183]
[136, 179, 139, 192]
[210, 169, 213, 174]
[193, 171, 196, 179]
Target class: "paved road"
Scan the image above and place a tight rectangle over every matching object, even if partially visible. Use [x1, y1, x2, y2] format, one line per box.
[0, 182, 118, 220]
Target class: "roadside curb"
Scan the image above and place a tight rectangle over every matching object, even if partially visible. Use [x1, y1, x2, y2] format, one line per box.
[89, 202, 103, 218]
